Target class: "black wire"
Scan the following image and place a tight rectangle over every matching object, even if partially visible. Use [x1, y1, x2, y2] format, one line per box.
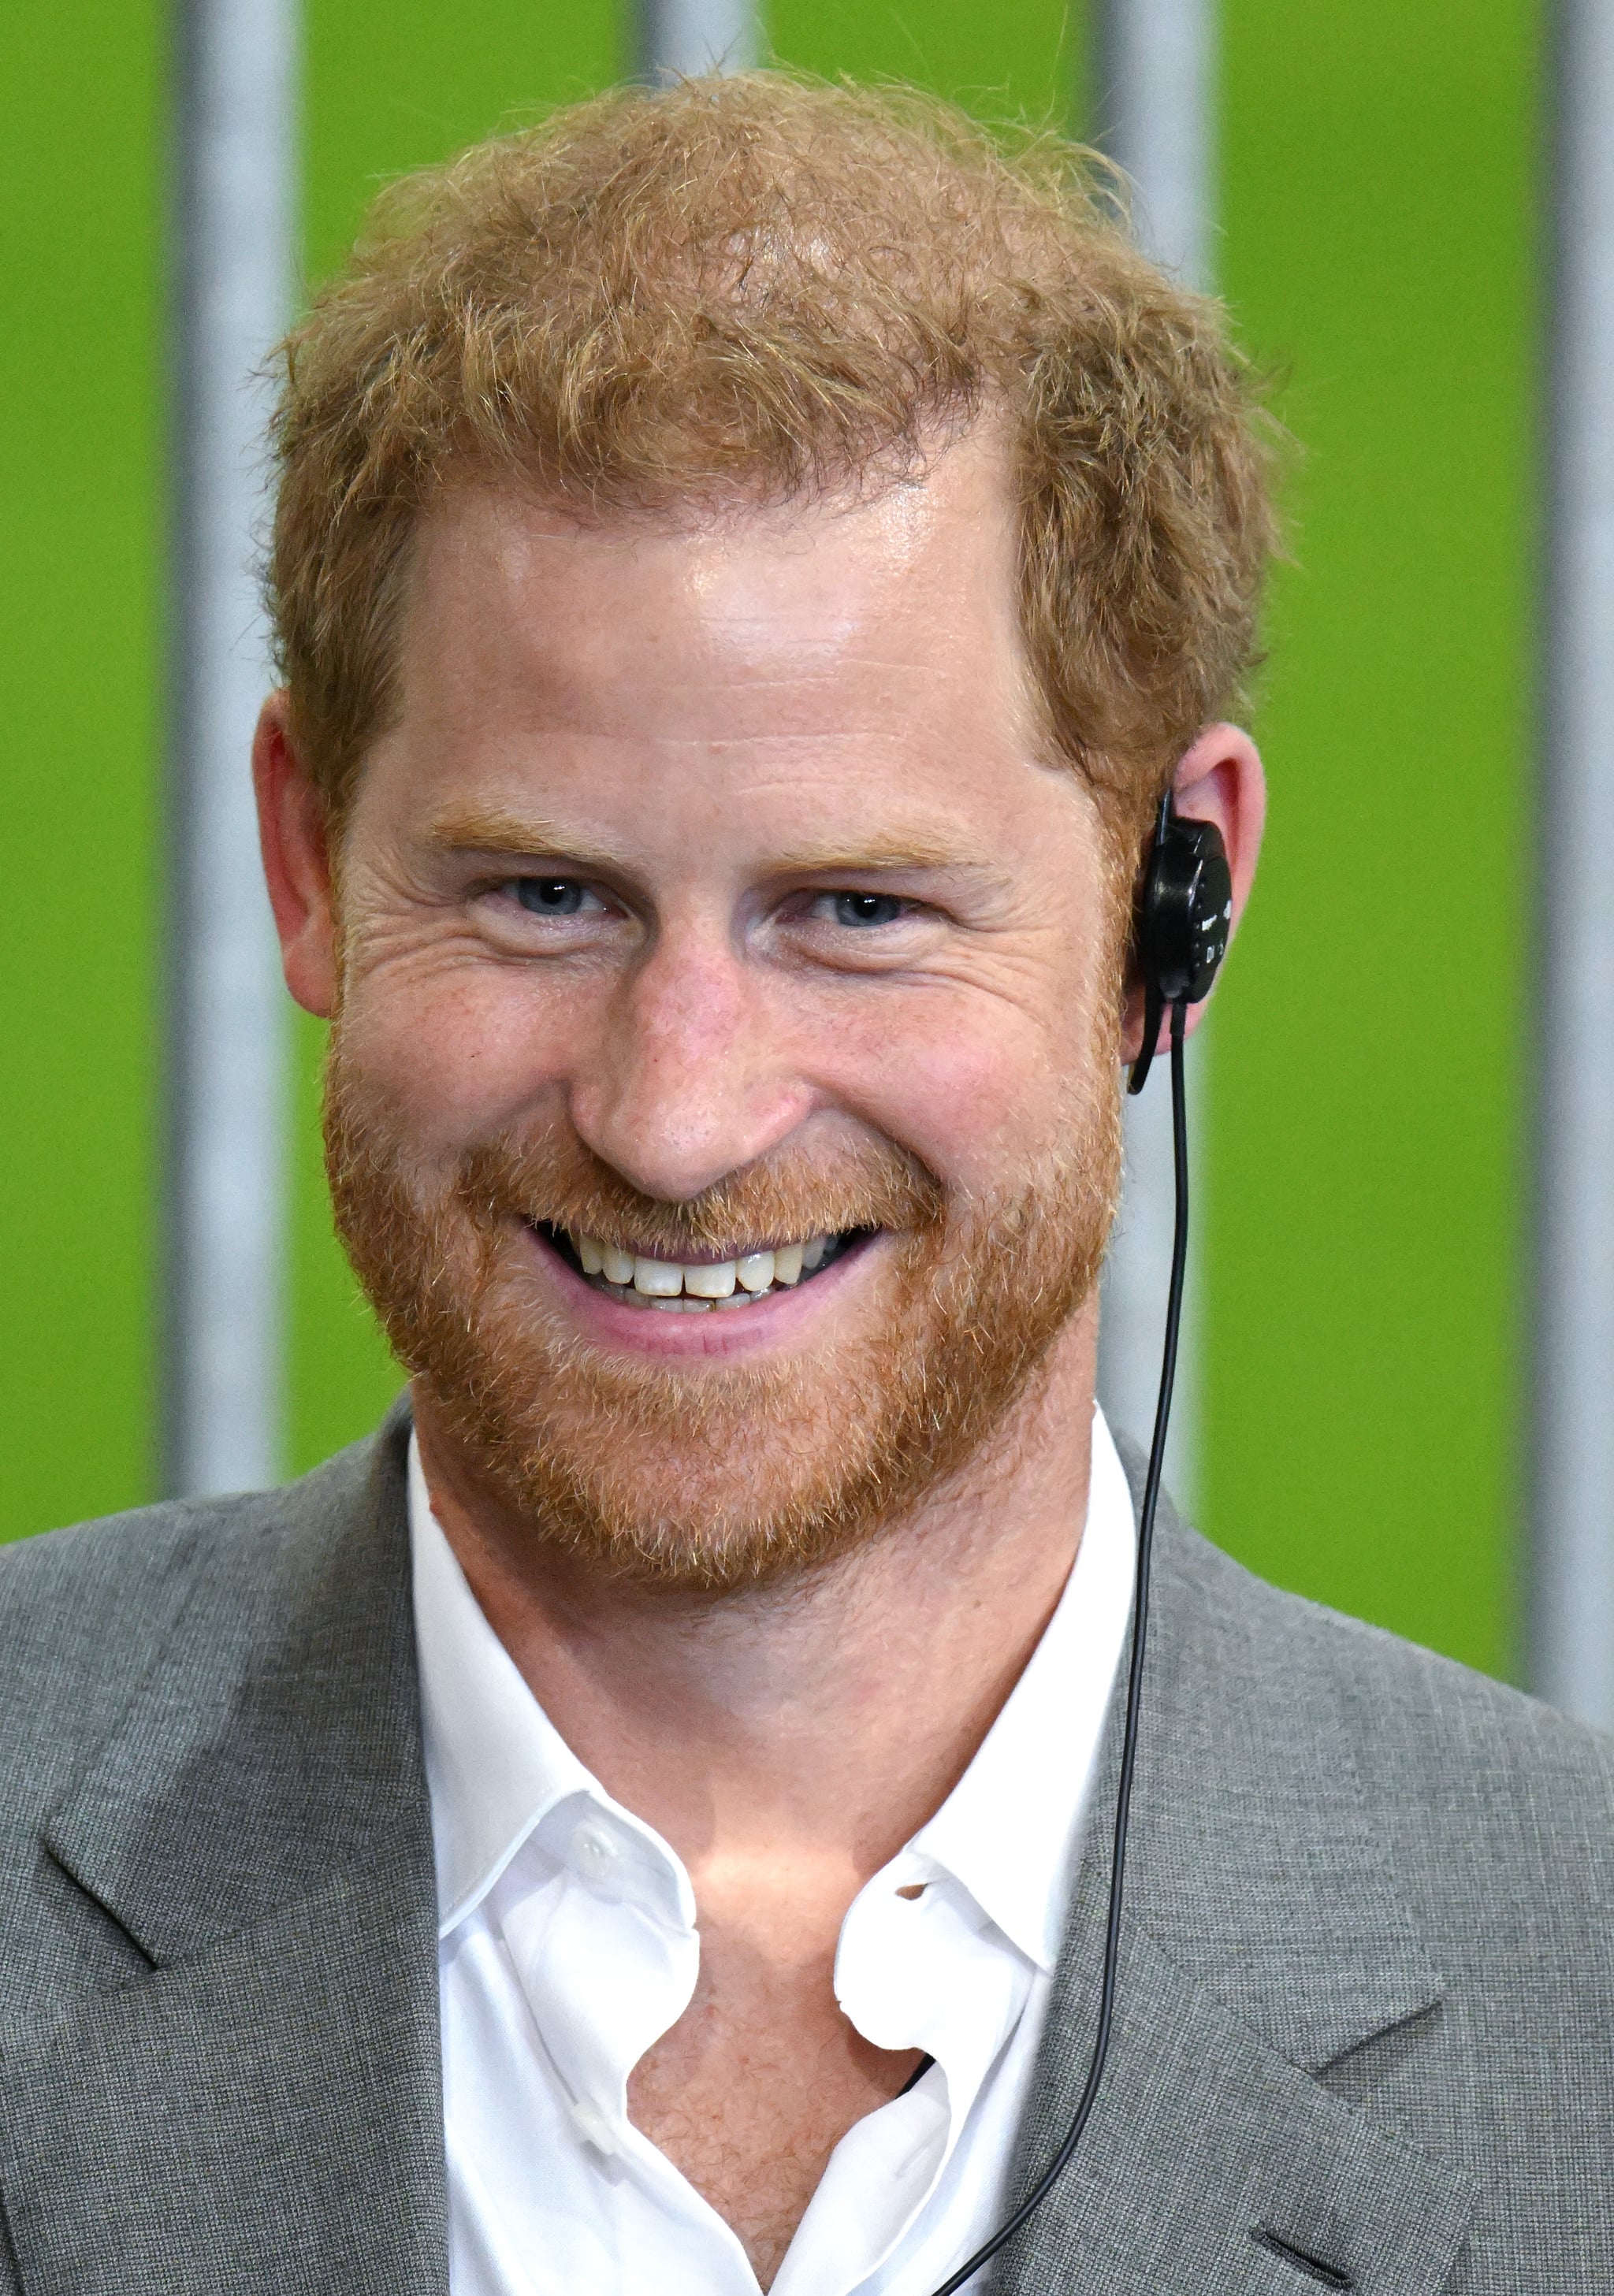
[924, 996, 1191, 2296]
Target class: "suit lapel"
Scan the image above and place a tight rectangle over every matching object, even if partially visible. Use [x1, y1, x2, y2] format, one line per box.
[0, 1410, 447, 2296]
[995, 1481, 1475, 2294]
[999, 1927, 1471, 2294]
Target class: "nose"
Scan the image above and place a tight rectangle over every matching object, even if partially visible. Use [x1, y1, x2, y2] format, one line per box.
[567, 923, 813, 1202]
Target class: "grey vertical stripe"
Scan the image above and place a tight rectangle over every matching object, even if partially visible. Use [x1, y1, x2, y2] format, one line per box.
[1092, 0, 1218, 284]
[638, 0, 757, 79]
[1091, 0, 1218, 1507]
[1532, 0, 1614, 1726]
[165, 0, 296, 1497]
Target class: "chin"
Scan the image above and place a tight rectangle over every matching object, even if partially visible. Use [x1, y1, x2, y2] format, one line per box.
[437, 1378, 912, 1593]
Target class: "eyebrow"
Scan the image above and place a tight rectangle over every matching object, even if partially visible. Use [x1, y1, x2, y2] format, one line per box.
[421, 806, 617, 866]
[764, 834, 983, 874]
[422, 806, 996, 879]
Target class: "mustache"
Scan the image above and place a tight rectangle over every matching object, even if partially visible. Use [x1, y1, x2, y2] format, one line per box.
[455, 1124, 945, 1261]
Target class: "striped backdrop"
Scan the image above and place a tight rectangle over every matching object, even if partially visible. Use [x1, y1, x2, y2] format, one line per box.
[2, 0, 1535, 1685]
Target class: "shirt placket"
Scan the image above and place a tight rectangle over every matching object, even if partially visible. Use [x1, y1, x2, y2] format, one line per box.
[771, 1863, 1033, 2296]
[497, 1804, 701, 2161]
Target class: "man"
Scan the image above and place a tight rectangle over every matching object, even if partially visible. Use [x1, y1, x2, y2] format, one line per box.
[1, 73, 1610, 2296]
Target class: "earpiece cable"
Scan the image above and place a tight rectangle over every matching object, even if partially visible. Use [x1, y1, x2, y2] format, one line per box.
[924, 994, 1190, 2296]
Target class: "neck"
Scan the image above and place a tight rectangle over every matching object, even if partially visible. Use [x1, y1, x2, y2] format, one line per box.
[413, 1301, 1099, 1888]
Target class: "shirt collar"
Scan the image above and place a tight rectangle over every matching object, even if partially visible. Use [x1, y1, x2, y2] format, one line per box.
[409, 1436, 628, 1930]
[898, 1408, 1135, 1972]
[410, 1408, 1135, 1958]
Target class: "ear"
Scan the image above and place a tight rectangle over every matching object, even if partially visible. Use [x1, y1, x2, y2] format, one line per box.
[253, 691, 339, 1020]
[1120, 722, 1266, 1064]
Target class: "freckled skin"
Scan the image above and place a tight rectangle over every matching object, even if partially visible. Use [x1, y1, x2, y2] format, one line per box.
[316, 470, 1115, 1206]
[255, 430, 1264, 2286]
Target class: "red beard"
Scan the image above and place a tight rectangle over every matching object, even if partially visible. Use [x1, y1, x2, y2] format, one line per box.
[324, 1050, 1121, 1592]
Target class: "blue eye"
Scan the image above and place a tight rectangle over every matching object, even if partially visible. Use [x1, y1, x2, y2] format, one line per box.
[515, 879, 586, 915]
[831, 892, 904, 928]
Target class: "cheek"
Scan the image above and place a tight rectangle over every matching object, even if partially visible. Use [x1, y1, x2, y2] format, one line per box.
[337, 949, 608, 1151]
[811, 991, 1081, 1194]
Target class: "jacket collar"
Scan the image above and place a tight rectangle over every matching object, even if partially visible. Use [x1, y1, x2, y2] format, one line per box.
[2, 1402, 448, 2296]
[994, 1457, 1472, 2295]
[1120, 1475, 1445, 2072]
[42, 1402, 424, 1959]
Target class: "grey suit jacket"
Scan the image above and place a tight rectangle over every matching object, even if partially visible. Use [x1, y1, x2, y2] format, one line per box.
[2, 1408, 1612, 2294]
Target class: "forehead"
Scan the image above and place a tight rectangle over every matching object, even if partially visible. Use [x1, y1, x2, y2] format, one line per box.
[368, 429, 1086, 867]
[401, 429, 1028, 721]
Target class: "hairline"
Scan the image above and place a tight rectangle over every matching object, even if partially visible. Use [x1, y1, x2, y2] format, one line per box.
[307, 404, 1116, 845]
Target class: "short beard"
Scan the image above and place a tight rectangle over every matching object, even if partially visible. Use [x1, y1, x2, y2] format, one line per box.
[325, 1050, 1121, 1595]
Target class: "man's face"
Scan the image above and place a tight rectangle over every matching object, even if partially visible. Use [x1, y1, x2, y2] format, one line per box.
[320, 431, 1127, 1587]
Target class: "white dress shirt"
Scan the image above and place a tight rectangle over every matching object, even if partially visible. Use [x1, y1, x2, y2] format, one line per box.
[410, 1410, 1135, 2296]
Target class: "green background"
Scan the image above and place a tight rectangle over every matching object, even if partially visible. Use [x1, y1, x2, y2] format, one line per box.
[1, 0, 1534, 1683]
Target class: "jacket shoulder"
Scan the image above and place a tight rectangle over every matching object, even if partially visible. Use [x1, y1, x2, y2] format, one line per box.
[1173, 1523, 1614, 1919]
[0, 1434, 388, 1818]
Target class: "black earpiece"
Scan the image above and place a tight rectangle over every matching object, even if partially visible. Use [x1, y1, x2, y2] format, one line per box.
[1127, 792, 1234, 1096]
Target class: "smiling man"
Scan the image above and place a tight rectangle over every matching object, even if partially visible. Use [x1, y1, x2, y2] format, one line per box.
[3, 73, 1613, 2296]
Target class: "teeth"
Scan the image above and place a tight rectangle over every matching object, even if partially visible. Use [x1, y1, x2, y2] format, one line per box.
[571, 1233, 839, 1299]
[682, 1260, 737, 1298]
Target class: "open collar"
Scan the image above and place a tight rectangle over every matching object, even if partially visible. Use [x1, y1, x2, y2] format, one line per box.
[409, 1434, 698, 1938]
[411, 1430, 603, 1932]
[905, 1407, 1135, 1973]
[414, 1410, 1136, 1977]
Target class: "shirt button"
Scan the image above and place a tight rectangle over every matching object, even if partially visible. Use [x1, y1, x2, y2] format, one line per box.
[570, 1818, 622, 1888]
[571, 2097, 624, 2158]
